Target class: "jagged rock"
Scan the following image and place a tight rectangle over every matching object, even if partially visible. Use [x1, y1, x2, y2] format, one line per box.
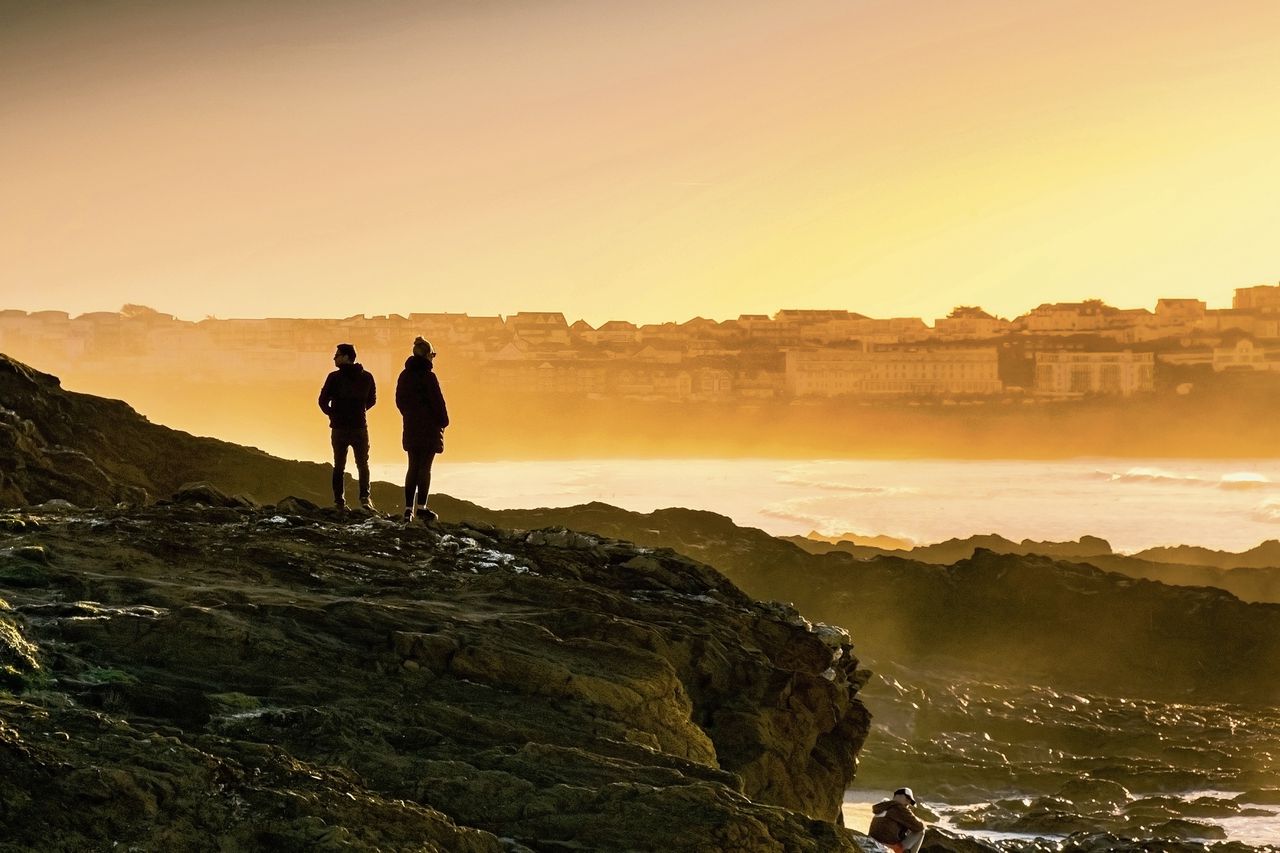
[0, 506, 870, 850]
[274, 495, 320, 515]
[1236, 788, 1280, 805]
[172, 481, 257, 509]
[1057, 777, 1132, 808]
[919, 827, 1003, 852]
[446, 503, 1280, 705]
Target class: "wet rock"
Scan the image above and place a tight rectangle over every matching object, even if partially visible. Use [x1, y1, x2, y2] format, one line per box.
[1057, 777, 1131, 808]
[919, 827, 1003, 852]
[274, 495, 321, 515]
[0, 609, 41, 690]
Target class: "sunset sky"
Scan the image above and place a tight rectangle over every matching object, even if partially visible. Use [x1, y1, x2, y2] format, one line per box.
[2, 0, 1278, 325]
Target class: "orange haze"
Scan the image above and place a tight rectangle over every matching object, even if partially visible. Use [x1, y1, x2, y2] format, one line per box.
[3, 0, 1280, 325]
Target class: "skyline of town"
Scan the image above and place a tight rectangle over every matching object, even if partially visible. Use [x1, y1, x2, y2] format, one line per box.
[5, 281, 1280, 329]
[5, 283, 1280, 406]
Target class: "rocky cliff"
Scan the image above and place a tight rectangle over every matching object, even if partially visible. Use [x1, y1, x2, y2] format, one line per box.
[434, 503, 1280, 705]
[0, 502, 869, 851]
[0, 353, 875, 850]
[787, 532, 1280, 604]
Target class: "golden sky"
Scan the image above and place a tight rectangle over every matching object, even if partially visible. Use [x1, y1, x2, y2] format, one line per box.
[2, 0, 1278, 325]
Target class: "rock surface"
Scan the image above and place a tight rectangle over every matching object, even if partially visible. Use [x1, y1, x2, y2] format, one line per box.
[0, 503, 870, 851]
[426, 502, 1280, 705]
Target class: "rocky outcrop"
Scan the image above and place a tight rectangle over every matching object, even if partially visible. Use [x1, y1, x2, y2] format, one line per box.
[785, 530, 1280, 604]
[0, 503, 870, 851]
[1135, 540, 1280, 570]
[0, 354, 404, 510]
[785, 533, 1115, 564]
[433, 503, 1280, 704]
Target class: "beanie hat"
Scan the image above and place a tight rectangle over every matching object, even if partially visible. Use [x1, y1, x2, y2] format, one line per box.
[335, 343, 357, 360]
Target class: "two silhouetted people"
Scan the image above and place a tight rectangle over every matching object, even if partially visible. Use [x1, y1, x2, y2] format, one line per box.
[396, 336, 449, 522]
[869, 787, 925, 853]
[318, 343, 377, 511]
[319, 338, 448, 520]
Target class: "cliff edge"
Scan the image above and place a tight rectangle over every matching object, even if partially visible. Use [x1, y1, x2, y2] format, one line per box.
[0, 503, 869, 851]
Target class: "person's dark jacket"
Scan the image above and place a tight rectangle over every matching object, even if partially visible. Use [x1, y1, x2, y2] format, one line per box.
[318, 363, 377, 429]
[395, 355, 448, 451]
[869, 800, 924, 844]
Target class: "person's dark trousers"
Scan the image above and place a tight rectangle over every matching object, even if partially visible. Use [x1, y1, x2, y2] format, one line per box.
[404, 449, 436, 508]
[331, 427, 371, 504]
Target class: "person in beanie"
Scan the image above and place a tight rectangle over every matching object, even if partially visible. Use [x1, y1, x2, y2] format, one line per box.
[395, 336, 449, 522]
[869, 787, 925, 853]
[318, 343, 377, 511]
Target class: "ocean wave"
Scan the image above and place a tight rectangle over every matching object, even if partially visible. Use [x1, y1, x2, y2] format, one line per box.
[1093, 466, 1202, 484]
[775, 473, 918, 496]
[1253, 498, 1280, 523]
[1219, 472, 1272, 491]
[759, 497, 912, 542]
[1089, 467, 1274, 491]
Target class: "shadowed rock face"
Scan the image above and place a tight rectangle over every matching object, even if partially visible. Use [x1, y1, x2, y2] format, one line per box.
[432, 503, 1280, 705]
[787, 532, 1280, 605]
[0, 504, 869, 851]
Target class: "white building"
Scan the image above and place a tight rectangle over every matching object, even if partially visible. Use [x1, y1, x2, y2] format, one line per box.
[933, 307, 1011, 340]
[1212, 338, 1276, 372]
[1034, 351, 1154, 396]
[786, 346, 1002, 396]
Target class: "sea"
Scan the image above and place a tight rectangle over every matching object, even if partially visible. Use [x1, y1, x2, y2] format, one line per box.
[367, 455, 1280, 848]
[371, 456, 1280, 553]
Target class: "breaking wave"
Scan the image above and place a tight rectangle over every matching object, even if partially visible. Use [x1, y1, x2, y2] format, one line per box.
[776, 469, 919, 495]
[1090, 467, 1273, 491]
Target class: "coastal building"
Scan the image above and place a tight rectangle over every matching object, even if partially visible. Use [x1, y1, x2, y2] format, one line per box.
[1197, 309, 1280, 339]
[1033, 351, 1154, 396]
[506, 312, 570, 345]
[932, 307, 1011, 340]
[1155, 299, 1207, 325]
[785, 346, 1001, 396]
[1233, 284, 1280, 314]
[1019, 300, 1118, 334]
[1212, 337, 1277, 372]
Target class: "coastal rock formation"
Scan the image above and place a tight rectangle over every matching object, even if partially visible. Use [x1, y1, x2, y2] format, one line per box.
[785, 532, 1115, 564]
[787, 531, 1280, 604]
[0, 503, 869, 851]
[437, 503, 1280, 704]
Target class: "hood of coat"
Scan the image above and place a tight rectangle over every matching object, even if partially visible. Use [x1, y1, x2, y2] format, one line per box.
[403, 355, 434, 372]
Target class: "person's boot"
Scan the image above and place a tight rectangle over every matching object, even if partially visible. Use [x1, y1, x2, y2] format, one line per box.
[334, 498, 347, 512]
[402, 507, 414, 523]
[360, 495, 376, 512]
[417, 506, 438, 523]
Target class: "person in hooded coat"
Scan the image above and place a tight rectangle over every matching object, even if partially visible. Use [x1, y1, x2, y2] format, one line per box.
[869, 787, 926, 853]
[395, 336, 449, 522]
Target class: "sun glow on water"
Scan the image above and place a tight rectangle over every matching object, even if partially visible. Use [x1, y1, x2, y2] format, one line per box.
[374, 456, 1280, 553]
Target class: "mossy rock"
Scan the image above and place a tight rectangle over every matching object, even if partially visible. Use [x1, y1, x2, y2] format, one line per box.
[209, 692, 261, 712]
[0, 562, 50, 588]
[10, 545, 51, 564]
[79, 667, 140, 686]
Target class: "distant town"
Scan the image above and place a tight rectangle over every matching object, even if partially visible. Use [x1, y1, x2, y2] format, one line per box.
[5, 284, 1280, 403]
